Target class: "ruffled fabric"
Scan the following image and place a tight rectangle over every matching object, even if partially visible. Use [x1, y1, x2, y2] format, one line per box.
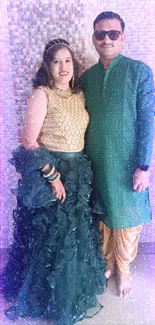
[10, 146, 57, 209]
[0, 147, 107, 325]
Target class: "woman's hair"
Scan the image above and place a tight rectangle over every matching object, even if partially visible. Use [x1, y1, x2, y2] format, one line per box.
[33, 38, 81, 93]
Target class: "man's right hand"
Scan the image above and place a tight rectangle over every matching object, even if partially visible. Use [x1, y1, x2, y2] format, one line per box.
[133, 168, 150, 192]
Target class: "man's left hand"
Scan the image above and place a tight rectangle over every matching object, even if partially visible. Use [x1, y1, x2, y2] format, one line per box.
[133, 168, 150, 192]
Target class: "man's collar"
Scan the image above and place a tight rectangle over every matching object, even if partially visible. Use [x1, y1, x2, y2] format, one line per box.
[99, 54, 122, 70]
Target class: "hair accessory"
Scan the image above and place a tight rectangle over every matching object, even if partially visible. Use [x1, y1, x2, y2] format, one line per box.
[46, 39, 72, 55]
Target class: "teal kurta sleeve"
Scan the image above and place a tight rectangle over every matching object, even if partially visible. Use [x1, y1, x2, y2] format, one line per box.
[136, 64, 155, 166]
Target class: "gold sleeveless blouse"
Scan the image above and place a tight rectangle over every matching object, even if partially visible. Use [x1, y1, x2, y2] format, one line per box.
[38, 86, 89, 152]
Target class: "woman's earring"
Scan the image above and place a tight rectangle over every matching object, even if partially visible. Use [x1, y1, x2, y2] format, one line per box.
[72, 75, 74, 88]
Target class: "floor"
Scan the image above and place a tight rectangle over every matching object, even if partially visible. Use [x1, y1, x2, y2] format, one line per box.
[0, 253, 155, 325]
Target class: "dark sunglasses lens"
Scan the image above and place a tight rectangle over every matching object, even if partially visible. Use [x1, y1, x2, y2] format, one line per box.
[94, 30, 121, 41]
[94, 31, 106, 40]
[109, 31, 120, 40]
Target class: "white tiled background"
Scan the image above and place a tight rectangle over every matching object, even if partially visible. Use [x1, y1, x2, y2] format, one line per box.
[0, 2, 155, 324]
[0, 0, 155, 248]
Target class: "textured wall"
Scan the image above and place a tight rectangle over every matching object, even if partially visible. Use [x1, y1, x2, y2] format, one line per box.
[0, 0, 155, 247]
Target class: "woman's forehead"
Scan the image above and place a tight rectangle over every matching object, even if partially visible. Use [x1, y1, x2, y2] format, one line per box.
[53, 47, 72, 58]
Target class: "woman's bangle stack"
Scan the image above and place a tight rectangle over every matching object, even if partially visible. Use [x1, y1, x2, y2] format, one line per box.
[41, 165, 60, 183]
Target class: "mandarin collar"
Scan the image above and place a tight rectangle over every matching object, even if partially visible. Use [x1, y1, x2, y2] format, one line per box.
[98, 54, 122, 71]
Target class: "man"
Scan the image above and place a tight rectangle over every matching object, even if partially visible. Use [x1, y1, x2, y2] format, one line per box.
[81, 11, 154, 298]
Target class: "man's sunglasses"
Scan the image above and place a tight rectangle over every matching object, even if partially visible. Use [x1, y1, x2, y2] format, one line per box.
[94, 30, 122, 41]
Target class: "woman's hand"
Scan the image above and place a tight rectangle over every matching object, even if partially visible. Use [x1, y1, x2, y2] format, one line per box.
[51, 179, 66, 203]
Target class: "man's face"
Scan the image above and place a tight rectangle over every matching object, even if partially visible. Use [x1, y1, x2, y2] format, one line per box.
[92, 18, 125, 59]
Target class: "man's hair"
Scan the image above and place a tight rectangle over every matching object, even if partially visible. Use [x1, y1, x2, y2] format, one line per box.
[93, 11, 125, 32]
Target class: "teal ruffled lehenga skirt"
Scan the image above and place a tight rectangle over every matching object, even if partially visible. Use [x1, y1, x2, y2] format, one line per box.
[0, 146, 107, 325]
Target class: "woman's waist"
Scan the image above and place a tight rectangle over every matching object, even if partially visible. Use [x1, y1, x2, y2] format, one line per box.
[49, 150, 84, 160]
[40, 132, 85, 150]
[40, 139, 85, 155]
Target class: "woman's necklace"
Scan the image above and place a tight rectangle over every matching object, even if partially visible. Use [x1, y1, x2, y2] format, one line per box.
[53, 87, 72, 98]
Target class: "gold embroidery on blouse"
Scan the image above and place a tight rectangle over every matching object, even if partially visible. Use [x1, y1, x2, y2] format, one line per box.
[37, 86, 89, 152]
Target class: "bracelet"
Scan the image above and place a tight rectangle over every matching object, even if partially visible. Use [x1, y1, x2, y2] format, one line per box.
[43, 166, 56, 178]
[48, 172, 60, 183]
[46, 172, 58, 182]
[47, 171, 60, 182]
[41, 164, 51, 174]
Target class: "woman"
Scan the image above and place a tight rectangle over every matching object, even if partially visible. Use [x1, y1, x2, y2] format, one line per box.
[0, 38, 107, 325]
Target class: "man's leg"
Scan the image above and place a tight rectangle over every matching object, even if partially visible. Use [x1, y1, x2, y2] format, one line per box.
[113, 225, 142, 297]
[100, 222, 116, 279]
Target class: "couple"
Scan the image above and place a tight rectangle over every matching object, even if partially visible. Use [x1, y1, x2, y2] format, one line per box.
[1, 11, 154, 325]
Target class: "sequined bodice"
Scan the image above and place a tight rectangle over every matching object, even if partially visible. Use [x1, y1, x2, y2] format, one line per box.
[38, 86, 89, 152]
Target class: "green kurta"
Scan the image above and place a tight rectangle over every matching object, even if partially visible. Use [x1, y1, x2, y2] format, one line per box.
[82, 54, 154, 229]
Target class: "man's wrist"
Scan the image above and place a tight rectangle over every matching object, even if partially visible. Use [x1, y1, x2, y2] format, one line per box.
[137, 165, 149, 171]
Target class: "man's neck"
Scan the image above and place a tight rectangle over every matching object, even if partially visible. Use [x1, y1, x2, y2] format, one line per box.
[100, 55, 118, 70]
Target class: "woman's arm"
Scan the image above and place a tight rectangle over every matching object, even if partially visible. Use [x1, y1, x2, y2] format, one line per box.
[21, 88, 66, 203]
[22, 88, 47, 149]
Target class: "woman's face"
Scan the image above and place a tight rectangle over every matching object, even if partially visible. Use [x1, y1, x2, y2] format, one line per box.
[50, 47, 74, 89]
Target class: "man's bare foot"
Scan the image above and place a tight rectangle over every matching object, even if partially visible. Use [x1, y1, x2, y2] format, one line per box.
[117, 272, 132, 298]
[104, 267, 116, 279]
